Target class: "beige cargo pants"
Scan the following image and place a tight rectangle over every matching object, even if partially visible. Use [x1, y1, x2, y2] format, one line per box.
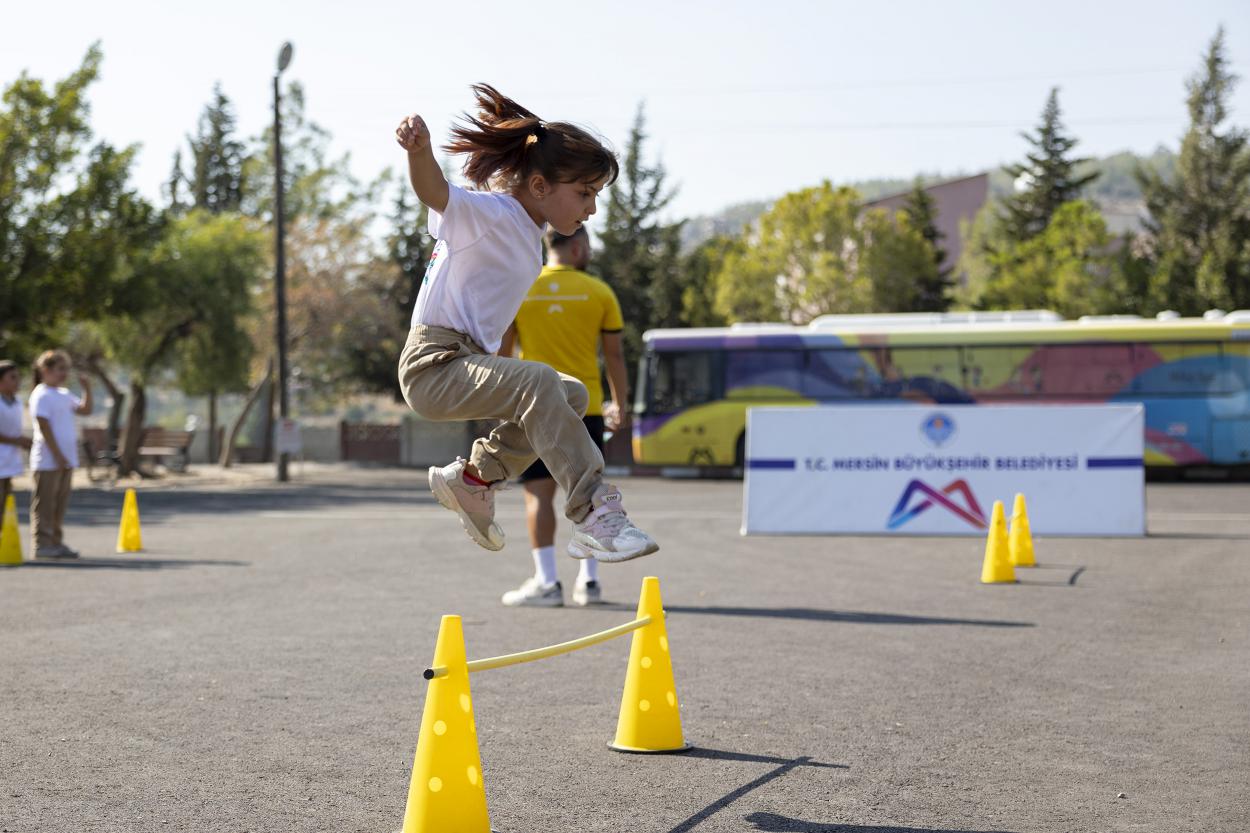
[398, 325, 604, 523]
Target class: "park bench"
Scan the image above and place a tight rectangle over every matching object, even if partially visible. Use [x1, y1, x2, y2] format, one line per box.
[80, 426, 196, 475]
[137, 428, 195, 472]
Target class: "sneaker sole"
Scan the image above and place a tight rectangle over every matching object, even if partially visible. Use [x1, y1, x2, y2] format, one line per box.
[501, 595, 565, 608]
[566, 539, 659, 563]
[428, 466, 505, 552]
[572, 592, 604, 607]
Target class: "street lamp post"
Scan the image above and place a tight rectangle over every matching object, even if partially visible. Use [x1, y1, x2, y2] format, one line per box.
[273, 41, 293, 482]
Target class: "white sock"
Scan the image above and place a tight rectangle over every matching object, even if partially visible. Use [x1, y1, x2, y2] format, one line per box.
[576, 556, 599, 585]
[532, 546, 558, 586]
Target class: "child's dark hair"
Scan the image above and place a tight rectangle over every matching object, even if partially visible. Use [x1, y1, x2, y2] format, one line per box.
[445, 84, 619, 191]
[546, 226, 589, 250]
[0, 360, 17, 383]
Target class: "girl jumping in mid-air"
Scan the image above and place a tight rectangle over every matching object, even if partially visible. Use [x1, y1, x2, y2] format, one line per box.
[394, 84, 658, 563]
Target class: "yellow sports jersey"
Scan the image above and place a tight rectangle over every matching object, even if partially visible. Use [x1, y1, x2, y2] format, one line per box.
[514, 265, 624, 417]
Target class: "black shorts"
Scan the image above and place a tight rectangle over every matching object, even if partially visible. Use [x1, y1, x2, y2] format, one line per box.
[517, 415, 605, 483]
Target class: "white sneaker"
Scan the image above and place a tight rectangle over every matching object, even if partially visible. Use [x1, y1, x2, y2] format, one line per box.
[428, 458, 505, 551]
[501, 577, 564, 607]
[567, 484, 659, 563]
[572, 580, 603, 607]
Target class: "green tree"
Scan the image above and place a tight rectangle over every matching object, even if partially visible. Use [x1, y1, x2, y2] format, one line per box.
[0, 45, 160, 359]
[1137, 26, 1250, 313]
[347, 177, 435, 399]
[186, 84, 247, 214]
[1001, 88, 1099, 243]
[962, 201, 1121, 317]
[712, 182, 868, 324]
[900, 180, 952, 311]
[103, 211, 265, 474]
[860, 207, 944, 313]
[596, 104, 684, 365]
[679, 236, 734, 328]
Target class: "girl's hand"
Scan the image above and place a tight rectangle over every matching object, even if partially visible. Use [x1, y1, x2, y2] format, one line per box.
[54, 451, 70, 470]
[77, 373, 92, 390]
[396, 114, 431, 154]
[19, 436, 31, 451]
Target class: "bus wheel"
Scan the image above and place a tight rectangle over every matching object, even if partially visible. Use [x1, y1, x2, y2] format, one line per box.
[734, 432, 746, 468]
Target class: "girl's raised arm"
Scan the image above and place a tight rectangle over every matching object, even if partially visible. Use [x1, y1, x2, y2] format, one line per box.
[396, 113, 449, 213]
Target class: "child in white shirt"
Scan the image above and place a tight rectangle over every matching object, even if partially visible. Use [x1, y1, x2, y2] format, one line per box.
[395, 84, 658, 564]
[0, 360, 31, 509]
[29, 350, 93, 559]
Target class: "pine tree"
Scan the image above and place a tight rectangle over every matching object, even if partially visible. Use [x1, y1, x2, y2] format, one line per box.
[188, 84, 246, 214]
[596, 104, 683, 367]
[1001, 88, 1099, 242]
[1137, 26, 1250, 313]
[165, 149, 188, 212]
[901, 180, 952, 311]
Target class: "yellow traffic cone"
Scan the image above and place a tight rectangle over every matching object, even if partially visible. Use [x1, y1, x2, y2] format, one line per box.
[1009, 493, 1036, 567]
[0, 494, 22, 567]
[610, 576, 690, 753]
[980, 500, 1016, 584]
[401, 615, 490, 833]
[116, 488, 142, 553]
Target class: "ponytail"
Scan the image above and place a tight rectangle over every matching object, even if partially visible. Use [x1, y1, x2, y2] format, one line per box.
[444, 83, 618, 190]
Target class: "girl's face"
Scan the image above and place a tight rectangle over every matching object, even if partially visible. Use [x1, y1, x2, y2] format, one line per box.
[0, 370, 18, 396]
[41, 361, 69, 386]
[535, 176, 606, 236]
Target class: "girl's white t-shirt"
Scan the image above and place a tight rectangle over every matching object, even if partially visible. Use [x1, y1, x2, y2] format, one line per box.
[0, 395, 24, 479]
[29, 384, 82, 471]
[410, 184, 545, 353]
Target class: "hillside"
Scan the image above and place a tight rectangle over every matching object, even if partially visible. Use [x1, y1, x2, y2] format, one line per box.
[680, 147, 1177, 250]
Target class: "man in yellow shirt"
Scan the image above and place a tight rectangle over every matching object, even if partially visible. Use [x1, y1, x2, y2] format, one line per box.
[499, 226, 629, 607]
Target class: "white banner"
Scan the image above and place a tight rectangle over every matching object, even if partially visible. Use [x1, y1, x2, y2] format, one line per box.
[743, 404, 1144, 536]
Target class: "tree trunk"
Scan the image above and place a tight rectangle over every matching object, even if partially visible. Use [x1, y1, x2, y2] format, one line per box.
[85, 360, 125, 450]
[118, 382, 147, 478]
[220, 360, 273, 468]
[207, 390, 218, 463]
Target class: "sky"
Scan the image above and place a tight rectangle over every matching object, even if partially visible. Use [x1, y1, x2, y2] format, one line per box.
[3, 0, 1248, 223]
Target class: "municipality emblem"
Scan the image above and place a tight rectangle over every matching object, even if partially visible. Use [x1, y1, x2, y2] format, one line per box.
[921, 412, 956, 447]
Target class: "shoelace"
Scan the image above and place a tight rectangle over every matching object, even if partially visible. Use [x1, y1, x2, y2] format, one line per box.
[594, 506, 631, 536]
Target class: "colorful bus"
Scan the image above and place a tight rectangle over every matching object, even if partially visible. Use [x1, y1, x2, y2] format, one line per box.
[632, 311, 1250, 469]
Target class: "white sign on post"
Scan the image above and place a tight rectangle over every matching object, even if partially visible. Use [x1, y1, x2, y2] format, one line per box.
[275, 418, 303, 456]
[742, 404, 1144, 537]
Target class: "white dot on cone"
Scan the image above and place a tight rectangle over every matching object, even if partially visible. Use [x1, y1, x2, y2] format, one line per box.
[428, 777, 443, 793]
[433, 720, 446, 736]
[639, 699, 651, 712]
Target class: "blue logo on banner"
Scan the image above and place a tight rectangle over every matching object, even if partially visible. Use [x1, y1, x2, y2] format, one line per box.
[921, 412, 957, 447]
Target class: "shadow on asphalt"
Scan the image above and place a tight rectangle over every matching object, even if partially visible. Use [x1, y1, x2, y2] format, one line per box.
[4, 482, 433, 528]
[662, 606, 1034, 629]
[1014, 563, 1086, 587]
[17, 557, 248, 571]
[743, 813, 1020, 833]
[666, 750, 847, 833]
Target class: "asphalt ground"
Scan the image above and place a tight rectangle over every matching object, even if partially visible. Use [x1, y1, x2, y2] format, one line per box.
[1, 468, 1247, 833]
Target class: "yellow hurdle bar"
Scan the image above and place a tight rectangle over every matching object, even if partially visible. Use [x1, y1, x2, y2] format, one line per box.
[424, 615, 652, 680]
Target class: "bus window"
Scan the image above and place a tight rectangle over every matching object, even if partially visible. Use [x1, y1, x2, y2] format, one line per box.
[1135, 342, 1231, 395]
[963, 345, 1040, 397]
[648, 351, 719, 413]
[877, 347, 968, 401]
[1039, 344, 1134, 396]
[803, 349, 874, 398]
[724, 350, 805, 399]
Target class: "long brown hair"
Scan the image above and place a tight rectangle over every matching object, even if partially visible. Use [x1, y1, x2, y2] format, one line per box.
[444, 84, 619, 191]
[32, 349, 70, 389]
